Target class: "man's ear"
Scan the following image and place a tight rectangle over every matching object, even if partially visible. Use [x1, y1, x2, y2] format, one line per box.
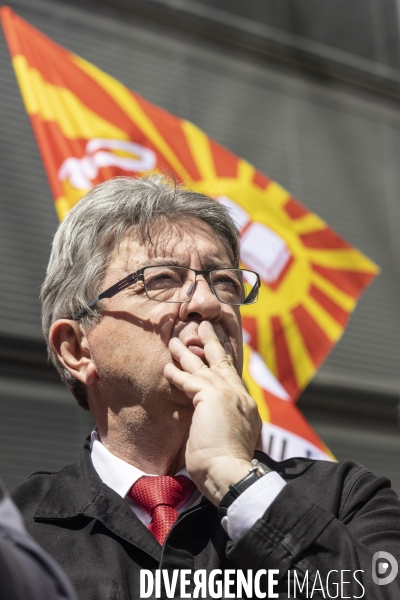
[49, 320, 97, 386]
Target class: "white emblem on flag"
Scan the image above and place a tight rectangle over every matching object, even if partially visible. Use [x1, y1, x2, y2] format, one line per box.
[217, 196, 291, 286]
[58, 139, 157, 189]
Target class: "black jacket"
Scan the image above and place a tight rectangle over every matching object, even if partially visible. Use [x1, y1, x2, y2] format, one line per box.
[10, 439, 400, 599]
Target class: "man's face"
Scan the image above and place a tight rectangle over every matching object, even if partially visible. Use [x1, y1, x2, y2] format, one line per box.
[85, 218, 243, 412]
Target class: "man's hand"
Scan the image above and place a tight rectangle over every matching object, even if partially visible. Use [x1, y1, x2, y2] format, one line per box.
[164, 321, 262, 506]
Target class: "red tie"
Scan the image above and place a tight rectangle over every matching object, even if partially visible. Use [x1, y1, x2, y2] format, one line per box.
[128, 475, 197, 545]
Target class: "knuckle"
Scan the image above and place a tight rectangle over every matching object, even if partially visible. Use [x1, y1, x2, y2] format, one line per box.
[221, 356, 235, 370]
[243, 396, 262, 421]
[245, 394, 258, 411]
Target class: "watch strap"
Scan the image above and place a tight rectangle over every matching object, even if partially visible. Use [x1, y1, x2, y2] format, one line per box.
[218, 459, 272, 519]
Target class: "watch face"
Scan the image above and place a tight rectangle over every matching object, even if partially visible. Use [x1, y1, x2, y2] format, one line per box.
[251, 459, 272, 476]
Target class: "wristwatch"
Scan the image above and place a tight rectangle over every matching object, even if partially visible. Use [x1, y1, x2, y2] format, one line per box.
[218, 459, 272, 518]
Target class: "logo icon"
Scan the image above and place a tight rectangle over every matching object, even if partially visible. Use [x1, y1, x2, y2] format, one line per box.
[58, 139, 157, 190]
[372, 551, 398, 585]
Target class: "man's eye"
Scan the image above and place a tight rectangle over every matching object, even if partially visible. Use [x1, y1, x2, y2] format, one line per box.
[146, 271, 183, 288]
[153, 274, 174, 281]
[213, 276, 240, 289]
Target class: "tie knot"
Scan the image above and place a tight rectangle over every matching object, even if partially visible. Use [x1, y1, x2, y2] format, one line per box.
[129, 475, 196, 516]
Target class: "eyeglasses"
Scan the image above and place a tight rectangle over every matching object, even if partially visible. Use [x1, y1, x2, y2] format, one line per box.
[75, 265, 260, 318]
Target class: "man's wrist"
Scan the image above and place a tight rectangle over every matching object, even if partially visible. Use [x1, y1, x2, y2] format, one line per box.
[199, 458, 253, 506]
[218, 459, 273, 518]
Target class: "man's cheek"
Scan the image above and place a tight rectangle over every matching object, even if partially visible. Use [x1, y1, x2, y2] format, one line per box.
[141, 341, 172, 369]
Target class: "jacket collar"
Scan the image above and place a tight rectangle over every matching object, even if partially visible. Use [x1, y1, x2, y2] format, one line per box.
[35, 437, 104, 519]
[34, 437, 164, 560]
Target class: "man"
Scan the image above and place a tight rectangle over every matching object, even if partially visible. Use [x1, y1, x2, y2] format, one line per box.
[11, 176, 400, 599]
[0, 478, 76, 600]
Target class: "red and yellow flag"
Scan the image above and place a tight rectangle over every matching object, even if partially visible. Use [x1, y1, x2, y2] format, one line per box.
[1, 7, 379, 461]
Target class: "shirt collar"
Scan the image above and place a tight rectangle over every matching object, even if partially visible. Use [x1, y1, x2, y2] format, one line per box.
[90, 429, 191, 499]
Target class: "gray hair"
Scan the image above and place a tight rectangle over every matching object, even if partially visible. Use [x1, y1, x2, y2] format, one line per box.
[41, 174, 241, 409]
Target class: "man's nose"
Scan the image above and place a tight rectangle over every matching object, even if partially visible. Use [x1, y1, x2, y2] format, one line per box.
[178, 277, 222, 322]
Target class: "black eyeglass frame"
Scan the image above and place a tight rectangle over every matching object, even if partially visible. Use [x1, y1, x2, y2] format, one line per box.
[74, 265, 260, 319]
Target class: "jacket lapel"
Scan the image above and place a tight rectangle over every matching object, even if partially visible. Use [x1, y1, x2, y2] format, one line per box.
[34, 438, 162, 561]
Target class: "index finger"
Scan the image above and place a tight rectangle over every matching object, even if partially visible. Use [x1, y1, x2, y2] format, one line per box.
[198, 321, 239, 375]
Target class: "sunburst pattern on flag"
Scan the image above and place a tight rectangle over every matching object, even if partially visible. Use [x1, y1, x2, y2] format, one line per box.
[1, 7, 379, 460]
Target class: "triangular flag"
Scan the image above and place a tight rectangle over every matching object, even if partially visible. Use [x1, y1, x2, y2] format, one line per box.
[1, 7, 379, 461]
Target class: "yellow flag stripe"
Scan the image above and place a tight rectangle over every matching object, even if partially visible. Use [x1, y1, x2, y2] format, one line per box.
[279, 312, 315, 389]
[310, 271, 356, 312]
[237, 159, 255, 184]
[55, 196, 72, 221]
[242, 344, 270, 422]
[258, 318, 278, 380]
[241, 303, 279, 378]
[55, 180, 90, 220]
[324, 446, 337, 460]
[291, 213, 327, 234]
[302, 295, 343, 342]
[263, 181, 291, 208]
[73, 55, 192, 181]
[13, 56, 128, 141]
[307, 248, 379, 272]
[181, 120, 216, 180]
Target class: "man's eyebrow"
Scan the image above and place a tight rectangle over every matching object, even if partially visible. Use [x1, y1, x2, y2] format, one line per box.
[127, 258, 235, 272]
[202, 259, 235, 270]
[132, 258, 183, 270]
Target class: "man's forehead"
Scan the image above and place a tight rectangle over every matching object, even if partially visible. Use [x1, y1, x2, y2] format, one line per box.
[109, 219, 233, 272]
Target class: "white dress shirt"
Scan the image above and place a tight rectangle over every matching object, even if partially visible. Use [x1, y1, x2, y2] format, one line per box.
[90, 430, 286, 542]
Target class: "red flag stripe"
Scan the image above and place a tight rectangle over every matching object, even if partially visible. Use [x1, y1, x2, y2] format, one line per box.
[271, 315, 300, 399]
[242, 316, 259, 351]
[309, 284, 349, 326]
[134, 97, 202, 182]
[291, 304, 332, 368]
[252, 170, 270, 190]
[209, 140, 238, 179]
[264, 390, 325, 448]
[29, 117, 72, 198]
[311, 263, 376, 299]
[3, 16, 137, 134]
[300, 228, 352, 249]
[283, 197, 310, 220]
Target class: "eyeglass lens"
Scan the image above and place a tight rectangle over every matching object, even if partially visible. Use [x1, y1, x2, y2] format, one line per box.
[142, 266, 259, 305]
